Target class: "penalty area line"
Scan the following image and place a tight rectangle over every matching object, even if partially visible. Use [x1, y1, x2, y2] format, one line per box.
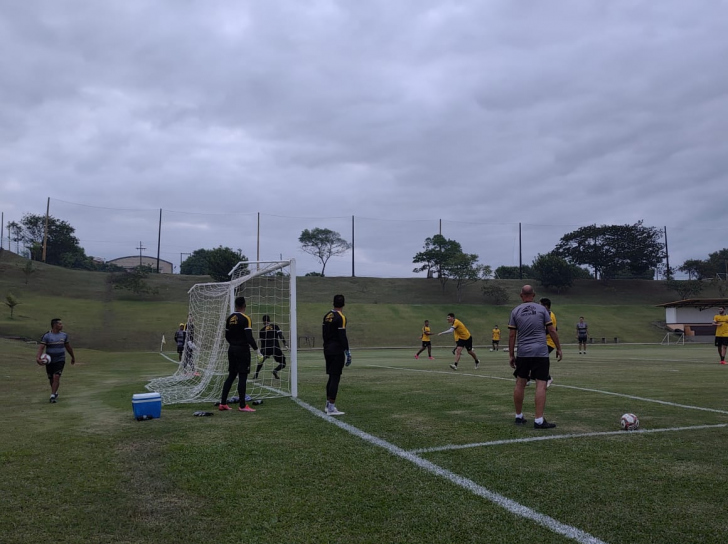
[409, 424, 728, 454]
[368, 364, 728, 415]
[293, 397, 607, 544]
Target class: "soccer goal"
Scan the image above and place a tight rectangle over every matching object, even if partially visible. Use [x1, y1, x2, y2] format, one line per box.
[147, 260, 297, 405]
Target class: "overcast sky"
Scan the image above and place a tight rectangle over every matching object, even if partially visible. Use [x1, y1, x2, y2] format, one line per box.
[2, 1, 727, 277]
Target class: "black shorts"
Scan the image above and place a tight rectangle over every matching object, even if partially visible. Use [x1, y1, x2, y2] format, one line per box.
[513, 356, 550, 382]
[177, 345, 184, 354]
[46, 361, 65, 378]
[227, 345, 251, 375]
[715, 337, 728, 347]
[324, 349, 346, 376]
[578, 335, 588, 343]
[456, 337, 474, 351]
[421, 341, 431, 347]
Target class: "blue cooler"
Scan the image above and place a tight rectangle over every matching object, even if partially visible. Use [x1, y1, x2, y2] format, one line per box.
[132, 392, 162, 419]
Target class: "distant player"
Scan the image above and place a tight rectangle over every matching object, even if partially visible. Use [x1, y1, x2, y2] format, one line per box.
[323, 294, 350, 416]
[254, 315, 288, 379]
[36, 318, 76, 403]
[438, 313, 480, 370]
[174, 323, 186, 361]
[540, 298, 556, 388]
[713, 306, 728, 365]
[491, 325, 501, 351]
[219, 297, 260, 412]
[576, 316, 589, 354]
[415, 320, 433, 360]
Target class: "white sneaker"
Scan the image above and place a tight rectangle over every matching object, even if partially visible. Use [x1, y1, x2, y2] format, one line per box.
[525, 380, 532, 386]
[449, 363, 458, 371]
[326, 405, 345, 416]
[547, 378, 553, 388]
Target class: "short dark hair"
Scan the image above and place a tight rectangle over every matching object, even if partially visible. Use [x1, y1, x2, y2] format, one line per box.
[447, 313, 455, 318]
[234, 296, 246, 309]
[51, 318, 62, 327]
[333, 294, 345, 308]
[262, 314, 270, 322]
[539, 297, 551, 309]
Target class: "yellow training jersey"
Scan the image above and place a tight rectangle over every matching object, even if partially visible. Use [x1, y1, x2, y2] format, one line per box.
[715, 315, 728, 337]
[491, 328, 501, 341]
[546, 311, 557, 349]
[452, 319, 471, 341]
[421, 326, 431, 342]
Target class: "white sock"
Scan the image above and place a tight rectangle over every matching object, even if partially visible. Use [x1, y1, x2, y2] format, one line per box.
[515, 413, 524, 419]
[535, 417, 544, 425]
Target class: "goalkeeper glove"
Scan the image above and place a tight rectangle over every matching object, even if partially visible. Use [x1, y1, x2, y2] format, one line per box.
[257, 350, 265, 363]
[345, 350, 352, 366]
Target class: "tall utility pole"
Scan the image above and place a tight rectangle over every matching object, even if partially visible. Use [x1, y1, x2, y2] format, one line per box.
[42, 197, 50, 262]
[156, 209, 162, 273]
[663, 226, 670, 279]
[136, 241, 146, 268]
[351, 215, 355, 278]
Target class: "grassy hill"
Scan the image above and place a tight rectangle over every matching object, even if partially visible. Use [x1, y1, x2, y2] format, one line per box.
[0, 249, 714, 351]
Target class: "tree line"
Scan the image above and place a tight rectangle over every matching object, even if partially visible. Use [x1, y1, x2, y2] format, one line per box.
[5, 214, 727, 297]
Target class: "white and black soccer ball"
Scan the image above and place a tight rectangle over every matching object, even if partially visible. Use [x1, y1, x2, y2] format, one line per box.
[39, 354, 51, 364]
[620, 413, 639, 431]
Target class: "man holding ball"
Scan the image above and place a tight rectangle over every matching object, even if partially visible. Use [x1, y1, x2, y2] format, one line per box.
[36, 318, 76, 404]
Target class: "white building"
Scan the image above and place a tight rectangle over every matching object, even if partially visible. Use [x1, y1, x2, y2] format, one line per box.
[657, 298, 728, 341]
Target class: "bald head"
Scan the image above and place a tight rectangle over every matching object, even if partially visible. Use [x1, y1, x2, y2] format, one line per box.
[520, 284, 536, 302]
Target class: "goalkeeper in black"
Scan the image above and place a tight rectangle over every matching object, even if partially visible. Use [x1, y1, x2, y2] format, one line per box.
[254, 315, 288, 379]
[219, 296, 261, 413]
[323, 294, 350, 416]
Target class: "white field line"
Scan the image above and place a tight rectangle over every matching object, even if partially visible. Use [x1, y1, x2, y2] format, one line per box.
[293, 397, 608, 544]
[158, 352, 180, 364]
[409, 424, 728, 454]
[368, 365, 728, 415]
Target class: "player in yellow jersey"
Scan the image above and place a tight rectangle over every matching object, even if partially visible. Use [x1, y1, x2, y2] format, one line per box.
[713, 306, 728, 364]
[540, 298, 556, 388]
[415, 320, 434, 360]
[437, 313, 480, 370]
[491, 325, 501, 351]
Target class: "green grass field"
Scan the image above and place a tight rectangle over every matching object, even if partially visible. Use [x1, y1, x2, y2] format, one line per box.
[3, 339, 727, 544]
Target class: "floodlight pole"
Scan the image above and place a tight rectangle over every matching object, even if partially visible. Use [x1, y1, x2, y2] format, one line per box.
[664, 226, 670, 279]
[42, 197, 50, 262]
[156, 208, 162, 273]
[351, 215, 355, 278]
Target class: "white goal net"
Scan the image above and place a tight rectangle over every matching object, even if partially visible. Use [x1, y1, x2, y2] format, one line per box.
[148, 260, 297, 405]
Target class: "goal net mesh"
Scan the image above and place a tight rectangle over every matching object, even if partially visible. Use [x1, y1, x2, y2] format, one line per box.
[148, 260, 297, 405]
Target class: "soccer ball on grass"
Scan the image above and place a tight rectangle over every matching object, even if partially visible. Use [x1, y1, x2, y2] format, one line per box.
[620, 413, 639, 431]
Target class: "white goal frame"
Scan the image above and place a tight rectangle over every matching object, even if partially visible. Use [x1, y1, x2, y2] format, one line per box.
[147, 260, 297, 405]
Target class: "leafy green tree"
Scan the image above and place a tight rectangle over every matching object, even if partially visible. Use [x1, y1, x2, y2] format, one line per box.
[4, 293, 20, 318]
[180, 247, 248, 281]
[665, 279, 704, 300]
[15, 214, 87, 267]
[494, 265, 533, 279]
[532, 253, 576, 293]
[553, 221, 665, 280]
[412, 234, 464, 291]
[706, 248, 728, 278]
[180, 249, 211, 275]
[298, 228, 351, 277]
[207, 247, 247, 282]
[678, 259, 712, 280]
[22, 260, 36, 285]
[6, 221, 22, 253]
[481, 281, 510, 305]
[443, 253, 490, 303]
[108, 268, 159, 296]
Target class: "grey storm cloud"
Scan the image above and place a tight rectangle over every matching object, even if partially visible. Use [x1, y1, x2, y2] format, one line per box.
[1, 1, 727, 277]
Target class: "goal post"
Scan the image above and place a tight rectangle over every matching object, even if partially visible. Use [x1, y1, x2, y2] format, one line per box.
[147, 260, 297, 404]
